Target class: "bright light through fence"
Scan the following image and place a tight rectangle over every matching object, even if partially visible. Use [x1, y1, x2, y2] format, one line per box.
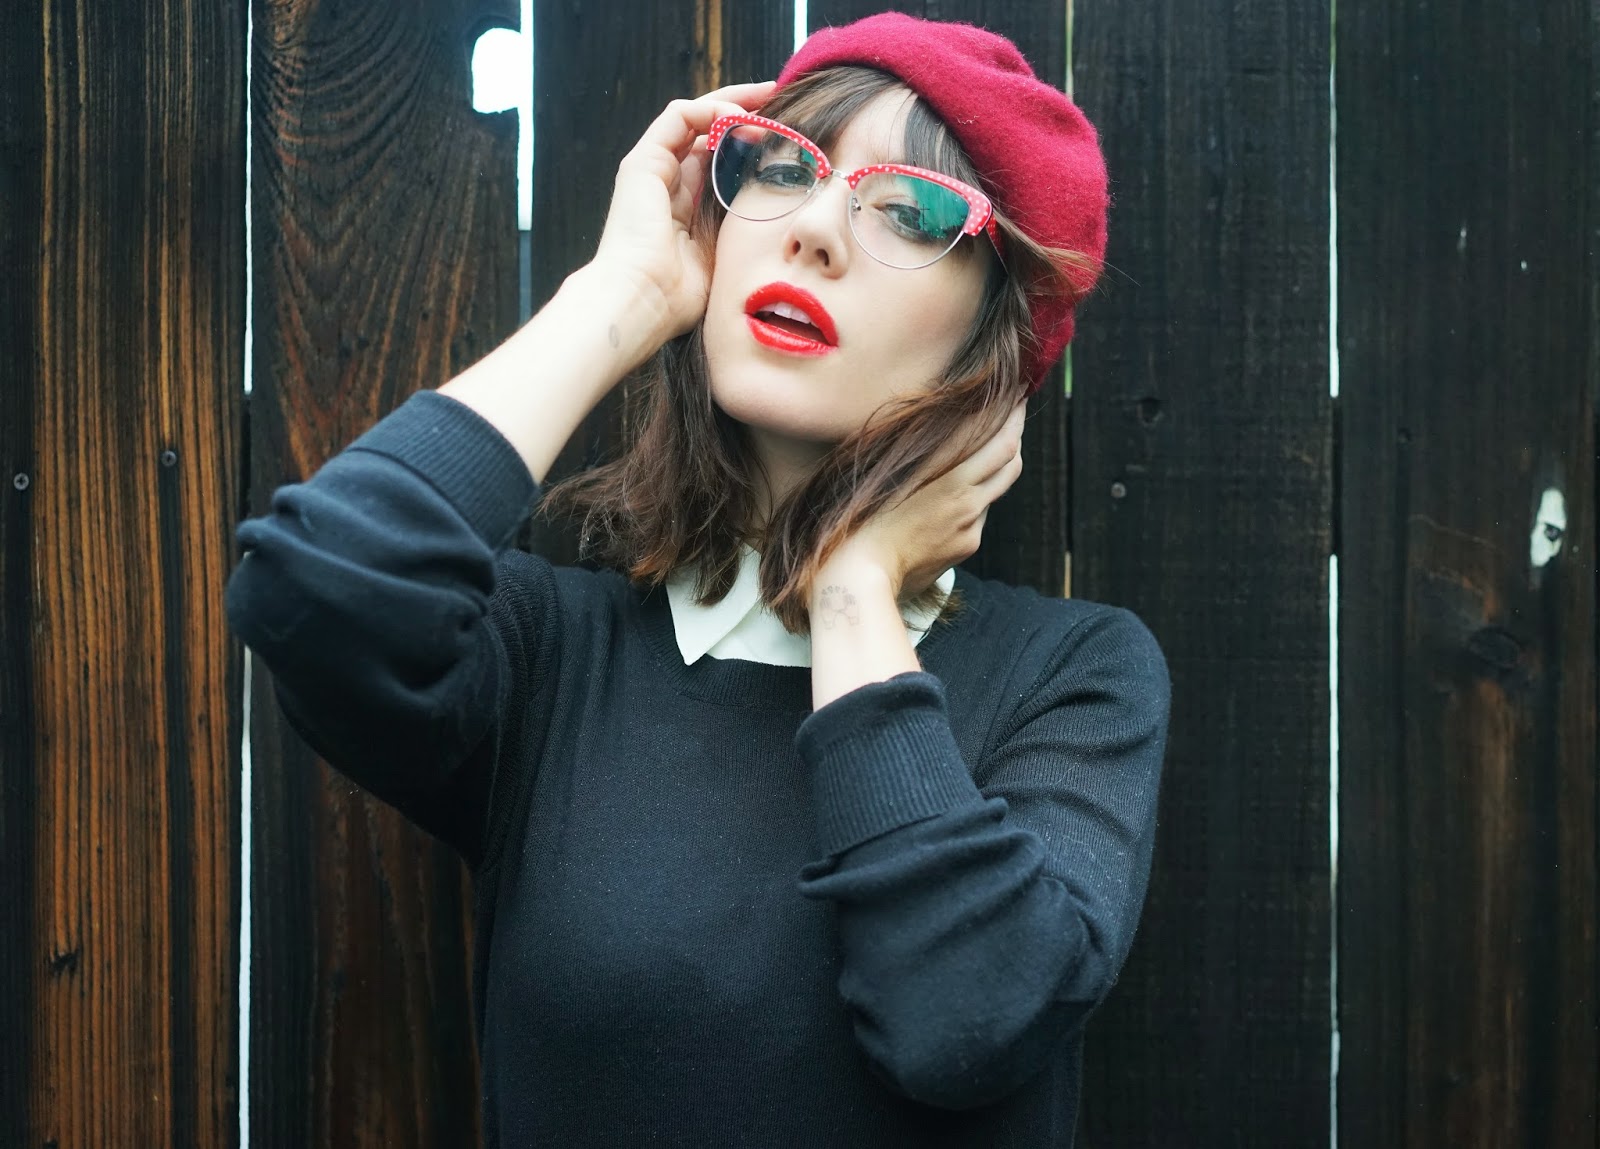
[472, 12, 534, 231]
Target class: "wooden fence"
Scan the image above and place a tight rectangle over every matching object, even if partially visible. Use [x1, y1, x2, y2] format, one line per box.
[3, 0, 1595, 1145]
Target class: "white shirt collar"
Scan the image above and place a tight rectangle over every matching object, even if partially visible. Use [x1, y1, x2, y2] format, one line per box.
[664, 545, 955, 667]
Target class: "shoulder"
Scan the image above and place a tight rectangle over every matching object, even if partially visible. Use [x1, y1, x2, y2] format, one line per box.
[959, 571, 1164, 662]
[487, 550, 638, 638]
[949, 572, 1170, 723]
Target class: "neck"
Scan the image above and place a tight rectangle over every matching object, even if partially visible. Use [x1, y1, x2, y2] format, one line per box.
[744, 424, 832, 530]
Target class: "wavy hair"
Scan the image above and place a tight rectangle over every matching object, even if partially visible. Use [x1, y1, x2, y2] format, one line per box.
[541, 65, 1097, 634]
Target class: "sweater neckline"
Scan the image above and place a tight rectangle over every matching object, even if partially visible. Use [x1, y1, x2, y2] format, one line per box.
[628, 566, 986, 710]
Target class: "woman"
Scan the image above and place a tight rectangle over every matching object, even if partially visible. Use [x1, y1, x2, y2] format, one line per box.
[227, 13, 1171, 1147]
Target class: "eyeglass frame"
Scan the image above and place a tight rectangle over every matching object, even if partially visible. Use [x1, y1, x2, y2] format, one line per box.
[704, 113, 1005, 268]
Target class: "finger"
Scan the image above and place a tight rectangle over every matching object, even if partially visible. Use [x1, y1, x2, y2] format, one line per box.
[630, 93, 763, 173]
[962, 399, 1027, 483]
[974, 445, 1024, 505]
[694, 79, 778, 105]
[1000, 396, 1027, 439]
[672, 140, 709, 219]
[655, 81, 777, 146]
[959, 506, 991, 561]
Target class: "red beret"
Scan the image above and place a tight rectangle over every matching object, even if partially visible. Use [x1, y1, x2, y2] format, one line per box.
[776, 12, 1108, 393]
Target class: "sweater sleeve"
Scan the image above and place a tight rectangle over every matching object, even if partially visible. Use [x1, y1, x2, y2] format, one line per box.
[224, 389, 554, 870]
[793, 605, 1170, 1111]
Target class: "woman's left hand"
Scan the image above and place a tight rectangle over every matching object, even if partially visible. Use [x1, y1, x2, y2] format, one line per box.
[818, 398, 1029, 600]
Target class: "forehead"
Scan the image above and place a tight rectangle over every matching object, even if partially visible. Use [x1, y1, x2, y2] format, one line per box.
[814, 89, 918, 164]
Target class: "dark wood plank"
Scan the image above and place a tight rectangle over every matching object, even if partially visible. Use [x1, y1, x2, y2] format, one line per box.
[1335, 1, 1598, 1143]
[524, 0, 793, 563]
[1, 1, 246, 1144]
[0, 7, 45, 1146]
[248, 0, 519, 1143]
[721, 0, 797, 87]
[1070, 0, 1335, 1142]
[806, 0, 1071, 596]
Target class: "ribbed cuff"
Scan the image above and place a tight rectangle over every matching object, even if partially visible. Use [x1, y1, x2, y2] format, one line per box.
[796, 672, 983, 856]
[347, 390, 540, 549]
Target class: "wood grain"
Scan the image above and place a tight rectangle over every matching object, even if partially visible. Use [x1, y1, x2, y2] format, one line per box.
[1335, 0, 1599, 1143]
[807, 0, 1073, 597]
[1071, 0, 1336, 1142]
[248, 0, 518, 1143]
[0, 12, 45, 1146]
[0, 0, 246, 1144]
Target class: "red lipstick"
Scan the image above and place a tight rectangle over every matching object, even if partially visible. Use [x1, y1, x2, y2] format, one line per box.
[743, 282, 839, 357]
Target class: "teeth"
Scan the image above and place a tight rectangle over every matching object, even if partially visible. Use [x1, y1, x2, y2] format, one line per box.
[761, 301, 817, 327]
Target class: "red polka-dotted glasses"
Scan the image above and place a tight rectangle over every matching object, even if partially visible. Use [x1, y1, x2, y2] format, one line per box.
[706, 113, 1004, 270]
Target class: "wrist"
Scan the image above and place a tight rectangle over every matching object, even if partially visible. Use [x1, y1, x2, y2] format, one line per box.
[557, 262, 671, 374]
[812, 548, 897, 608]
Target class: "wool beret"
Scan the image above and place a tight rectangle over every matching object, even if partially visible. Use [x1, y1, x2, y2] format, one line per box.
[775, 12, 1109, 392]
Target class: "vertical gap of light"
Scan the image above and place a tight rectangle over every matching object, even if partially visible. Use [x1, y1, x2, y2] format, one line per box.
[1328, 0, 1341, 1143]
[470, 19, 534, 317]
[239, 1, 255, 1143]
[1328, 1, 1339, 401]
[242, 12, 254, 398]
[1063, 0, 1073, 399]
[1328, 552, 1340, 1147]
[519, 0, 533, 232]
[795, 0, 807, 52]
[238, 653, 253, 1148]
[521, 0, 535, 320]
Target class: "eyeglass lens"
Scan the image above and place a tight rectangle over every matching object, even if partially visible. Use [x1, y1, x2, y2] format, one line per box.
[710, 125, 972, 270]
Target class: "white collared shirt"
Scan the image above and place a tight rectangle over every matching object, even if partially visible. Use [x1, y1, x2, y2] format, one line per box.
[664, 545, 957, 668]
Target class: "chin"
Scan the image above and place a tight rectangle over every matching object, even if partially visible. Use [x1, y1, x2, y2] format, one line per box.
[711, 386, 849, 446]
[704, 313, 880, 446]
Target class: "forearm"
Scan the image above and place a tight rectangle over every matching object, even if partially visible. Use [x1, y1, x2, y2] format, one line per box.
[792, 674, 1104, 1111]
[438, 264, 667, 484]
[807, 555, 920, 710]
[799, 803, 1101, 1110]
[793, 607, 1171, 1109]
[225, 395, 544, 858]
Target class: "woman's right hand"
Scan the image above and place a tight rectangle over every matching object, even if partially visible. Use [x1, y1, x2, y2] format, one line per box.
[588, 81, 776, 348]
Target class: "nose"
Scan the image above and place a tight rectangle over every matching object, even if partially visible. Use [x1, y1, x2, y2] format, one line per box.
[781, 172, 853, 273]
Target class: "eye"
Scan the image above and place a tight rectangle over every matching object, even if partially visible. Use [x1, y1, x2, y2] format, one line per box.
[881, 202, 924, 231]
[871, 199, 952, 245]
[754, 162, 815, 188]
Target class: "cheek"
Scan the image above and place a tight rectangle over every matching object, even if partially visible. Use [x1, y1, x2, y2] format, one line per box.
[921, 269, 987, 350]
[703, 232, 749, 335]
[901, 289, 981, 358]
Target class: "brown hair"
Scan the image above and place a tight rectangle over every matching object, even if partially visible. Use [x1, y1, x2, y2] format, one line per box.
[541, 65, 1096, 634]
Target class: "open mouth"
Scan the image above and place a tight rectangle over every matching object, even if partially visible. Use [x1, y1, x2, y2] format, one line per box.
[742, 283, 839, 355]
[745, 312, 836, 356]
[751, 309, 828, 342]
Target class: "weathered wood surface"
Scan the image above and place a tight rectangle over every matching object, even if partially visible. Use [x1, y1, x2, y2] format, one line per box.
[0, 1, 246, 1144]
[1334, 0, 1599, 1144]
[523, 0, 796, 564]
[1071, 0, 1336, 1142]
[808, 0, 1072, 597]
[5, 1, 1594, 1145]
[247, 0, 518, 1143]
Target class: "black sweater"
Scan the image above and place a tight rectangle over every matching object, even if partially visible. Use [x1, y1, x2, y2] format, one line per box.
[225, 390, 1171, 1148]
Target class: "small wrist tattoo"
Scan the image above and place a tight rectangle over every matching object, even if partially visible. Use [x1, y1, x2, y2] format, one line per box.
[607, 323, 621, 349]
[816, 584, 861, 629]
